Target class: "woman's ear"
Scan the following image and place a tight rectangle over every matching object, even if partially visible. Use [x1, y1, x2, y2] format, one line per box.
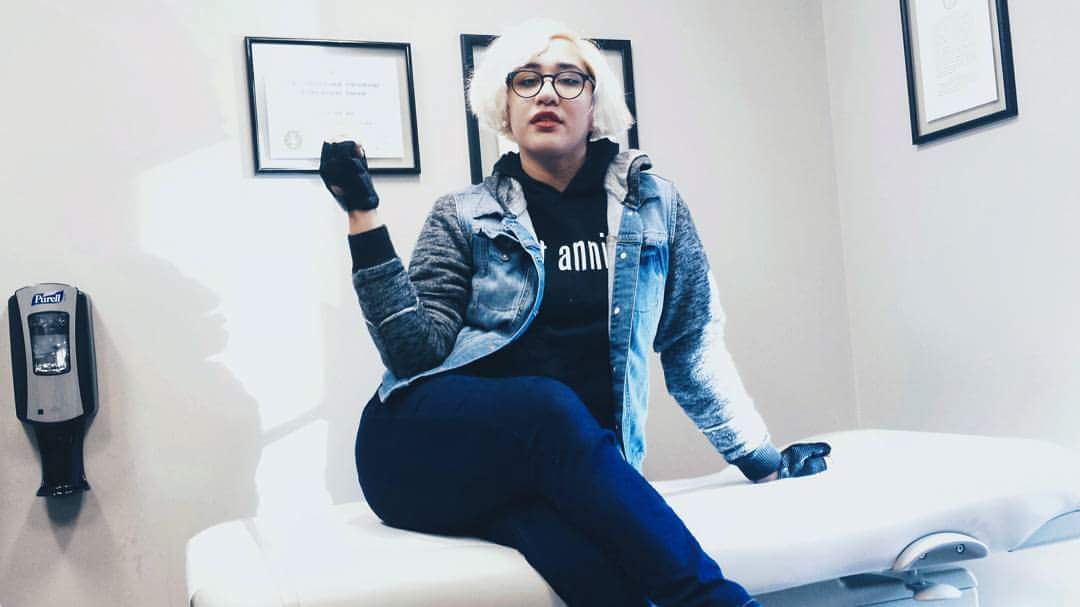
[502, 117, 518, 144]
[502, 106, 513, 139]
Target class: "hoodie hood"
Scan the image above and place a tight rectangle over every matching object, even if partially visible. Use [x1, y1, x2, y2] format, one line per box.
[480, 145, 653, 219]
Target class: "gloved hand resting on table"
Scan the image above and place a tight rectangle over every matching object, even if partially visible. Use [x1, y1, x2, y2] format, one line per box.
[778, 441, 830, 479]
[755, 442, 831, 483]
[319, 140, 380, 212]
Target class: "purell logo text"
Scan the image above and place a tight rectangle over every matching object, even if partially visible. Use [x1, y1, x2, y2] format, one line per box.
[31, 291, 64, 306]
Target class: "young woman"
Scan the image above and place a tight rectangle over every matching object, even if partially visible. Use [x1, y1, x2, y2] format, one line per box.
[321, 18, 830, 607]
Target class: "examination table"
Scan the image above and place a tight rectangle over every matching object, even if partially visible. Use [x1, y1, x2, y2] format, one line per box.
[186, 429, 1080, 606]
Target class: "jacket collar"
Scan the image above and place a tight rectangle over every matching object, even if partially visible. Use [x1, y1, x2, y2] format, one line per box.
[475, 148, 653, 219]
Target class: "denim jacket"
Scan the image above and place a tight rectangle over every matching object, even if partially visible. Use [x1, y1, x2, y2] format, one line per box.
[352, 149, 782, 480]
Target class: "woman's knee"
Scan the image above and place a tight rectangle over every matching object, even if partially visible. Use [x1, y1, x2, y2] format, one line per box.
[517, 377, 592, 424]
[513, 376, 606, 447]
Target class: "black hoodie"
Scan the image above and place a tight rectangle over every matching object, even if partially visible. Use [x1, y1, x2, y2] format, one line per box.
[457, 138, 621, 430]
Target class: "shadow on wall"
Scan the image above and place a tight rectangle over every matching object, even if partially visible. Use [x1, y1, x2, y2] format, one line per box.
[320, 301, 380, 505]
[258, 300, 377, 506]
[0, 3, 400, 603]
[0, 4, 261, 605]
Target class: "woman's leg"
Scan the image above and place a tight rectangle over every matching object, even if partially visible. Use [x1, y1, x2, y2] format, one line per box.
[478, 499, 650, 607]
[355, 373, 755, 606]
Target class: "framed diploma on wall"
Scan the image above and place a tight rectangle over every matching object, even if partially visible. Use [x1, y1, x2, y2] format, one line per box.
[900, 0, 1018, 145]
[460, 34, 639, 185]
[244, 37, 421, 174]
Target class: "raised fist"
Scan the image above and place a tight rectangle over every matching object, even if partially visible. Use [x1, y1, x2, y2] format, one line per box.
[319, 140, 380, 212]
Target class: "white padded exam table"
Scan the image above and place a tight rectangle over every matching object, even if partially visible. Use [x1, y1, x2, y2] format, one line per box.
[186, 430, 1080, 606]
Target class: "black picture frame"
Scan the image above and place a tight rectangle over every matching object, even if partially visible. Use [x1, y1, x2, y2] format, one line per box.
[460, 34, 640, 185]
[244, 36, 421, 174]
[899, 0, 1018, 145]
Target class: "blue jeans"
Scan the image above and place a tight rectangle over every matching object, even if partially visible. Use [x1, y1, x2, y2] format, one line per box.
[354, 372, 757, 607]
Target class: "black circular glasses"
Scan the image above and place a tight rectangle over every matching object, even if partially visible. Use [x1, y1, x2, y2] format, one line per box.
[505, 70, 595, 100]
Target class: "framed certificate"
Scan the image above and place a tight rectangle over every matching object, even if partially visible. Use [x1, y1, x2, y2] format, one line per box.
[460, 34, 640, 185]
[244, 37, 421, 174]
[900, 0, 1018, 145]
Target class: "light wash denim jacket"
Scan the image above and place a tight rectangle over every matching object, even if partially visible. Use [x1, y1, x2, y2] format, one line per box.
[352, 149, 782, 480]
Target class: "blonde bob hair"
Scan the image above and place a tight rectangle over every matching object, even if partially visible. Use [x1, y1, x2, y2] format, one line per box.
[466, 18, 636, 142]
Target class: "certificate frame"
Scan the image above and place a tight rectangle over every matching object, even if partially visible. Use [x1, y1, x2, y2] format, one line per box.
[244, 36, 421, 175]
[460, 34, 640, 185]
[900, 0, 1018, 145]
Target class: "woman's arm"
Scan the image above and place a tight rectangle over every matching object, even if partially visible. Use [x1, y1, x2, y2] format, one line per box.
[320, 141, 473, 379]
[652, 186, 782, 482]
[349, 194, 473, 378]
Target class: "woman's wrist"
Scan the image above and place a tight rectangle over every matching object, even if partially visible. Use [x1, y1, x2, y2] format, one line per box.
[733, 441, 784, 482]
[754, 470, 779, 484]
[348, 209, 382, 235]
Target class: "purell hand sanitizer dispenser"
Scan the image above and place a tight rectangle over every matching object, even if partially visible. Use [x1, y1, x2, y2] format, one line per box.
[8, 283, 98, 497]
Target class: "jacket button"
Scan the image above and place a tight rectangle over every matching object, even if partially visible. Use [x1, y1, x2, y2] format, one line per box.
[613, 306, 620, 315]
[620, 251, 627, 259]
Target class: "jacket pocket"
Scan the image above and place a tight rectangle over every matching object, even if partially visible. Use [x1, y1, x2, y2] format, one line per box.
[470, 226, 530, 313]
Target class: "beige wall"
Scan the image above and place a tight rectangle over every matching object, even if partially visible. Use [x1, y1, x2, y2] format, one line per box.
[0, 1, 856, 605]
[821, 1, 1080, 604]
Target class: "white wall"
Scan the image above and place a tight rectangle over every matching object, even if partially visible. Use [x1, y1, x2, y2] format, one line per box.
[0, 1, 855, 604]
[639, 1, 856, 478]
[821, 1, 1080, 604]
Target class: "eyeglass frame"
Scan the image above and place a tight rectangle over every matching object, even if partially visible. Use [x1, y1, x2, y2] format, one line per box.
[504, 69, 597, 100]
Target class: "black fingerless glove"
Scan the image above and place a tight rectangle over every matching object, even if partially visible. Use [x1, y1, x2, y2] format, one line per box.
[777, 442, 831, 479]
[319, 141, 380, 212]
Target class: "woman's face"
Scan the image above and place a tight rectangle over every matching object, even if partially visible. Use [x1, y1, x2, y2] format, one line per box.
[506, 38, 595, 159]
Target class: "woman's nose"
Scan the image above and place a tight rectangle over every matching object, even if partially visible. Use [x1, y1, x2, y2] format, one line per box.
[535, 78, 559, 102]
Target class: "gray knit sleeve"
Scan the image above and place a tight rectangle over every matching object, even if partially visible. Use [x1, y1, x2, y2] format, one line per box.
[351, 193, 473, 377]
